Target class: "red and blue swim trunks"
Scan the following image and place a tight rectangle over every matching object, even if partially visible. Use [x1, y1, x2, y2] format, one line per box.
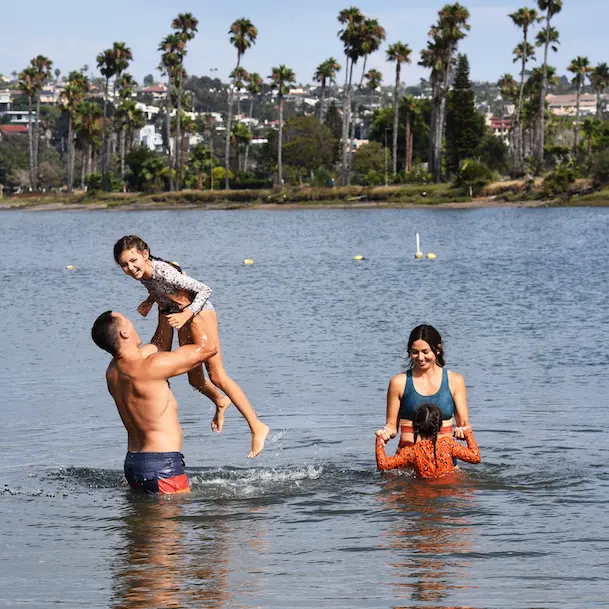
[124, 451, 190, 495]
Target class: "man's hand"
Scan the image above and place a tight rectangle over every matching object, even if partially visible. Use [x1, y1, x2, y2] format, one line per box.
[166, 309, 194, 330]
[137, 298, 154, 317]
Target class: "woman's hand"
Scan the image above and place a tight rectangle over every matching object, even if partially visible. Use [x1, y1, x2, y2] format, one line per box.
[166, 309, 194, 330]
[375, 425, 397, 442]
[137, 298, 154, 317]
[453, 425, 471, 439]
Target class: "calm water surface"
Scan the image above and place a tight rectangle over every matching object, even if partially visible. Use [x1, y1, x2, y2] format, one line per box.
[0, 208, 608, 608]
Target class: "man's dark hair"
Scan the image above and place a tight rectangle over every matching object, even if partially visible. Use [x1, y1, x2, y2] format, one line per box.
[91, 311, 121, 356]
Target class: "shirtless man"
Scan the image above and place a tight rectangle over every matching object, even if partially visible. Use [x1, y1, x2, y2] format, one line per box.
[91, 310, 217, 494]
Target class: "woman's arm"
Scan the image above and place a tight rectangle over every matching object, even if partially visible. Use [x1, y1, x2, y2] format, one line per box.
[376, 437, 414, 470]
[450, 430, 480, 464]
[375, 374, 404, 441]
[449, 371, 470, 439]
[153, 261, 212, 315]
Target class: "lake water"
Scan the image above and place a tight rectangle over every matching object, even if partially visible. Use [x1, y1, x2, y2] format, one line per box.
[0, 207, 607, 608]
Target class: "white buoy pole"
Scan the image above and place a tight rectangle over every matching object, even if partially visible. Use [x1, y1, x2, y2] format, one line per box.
[415, 233, 423, 259]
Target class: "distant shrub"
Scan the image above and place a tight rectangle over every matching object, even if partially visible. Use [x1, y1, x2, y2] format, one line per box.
[542, 166, 578, 197]
[454, 160, 494, 196]
[589, 151, 609, 186]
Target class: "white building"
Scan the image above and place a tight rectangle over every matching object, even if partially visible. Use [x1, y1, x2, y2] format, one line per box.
[138, 125, 163, 151]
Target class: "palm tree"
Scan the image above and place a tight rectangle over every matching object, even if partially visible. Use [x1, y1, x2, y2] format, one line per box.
[159, 34, 182, 191]
[225, 18, 258, 189]
[338, 7, 365, 185]
[314, 58, 341, 123]
[581, 117, 601, 156]
[75, 101, 103, 184]
[589, 63, 609, 119]
[536, 0, 563, 164]
[568, 56, 591, 153]
[364, 68, 383, 119]
[171, 13, 198, 190]
[421, 3, 471, 183]
[404, 96, 418, 173]
[231, 66, 250, 117]
[498, 73, 518, 141]
[230, 122, 252, 173]
[96, 48, 117, 184]
[509, 7, 540, 172]
[31, 55, 53, 189]
[60, 71, 89, 192]
[386, 42, 412, 176]
[189, 143, 214, 189]
[270, 65, 296, 187]
[17, 67, 37, 189]
[244, 71, 263, 172]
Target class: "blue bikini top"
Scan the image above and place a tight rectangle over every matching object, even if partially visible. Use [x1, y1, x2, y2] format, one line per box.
[398, 368, 455, 421]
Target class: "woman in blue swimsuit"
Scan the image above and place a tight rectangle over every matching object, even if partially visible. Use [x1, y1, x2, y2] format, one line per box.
[376, 325, 470, 450]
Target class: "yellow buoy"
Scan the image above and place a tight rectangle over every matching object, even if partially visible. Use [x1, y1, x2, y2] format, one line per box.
[427, 253, 437, 260]
[353, 255, 365, 261]
[243, 259, 254, 265]
[66, 265, 75, 270]
[415, 252, 423, 260]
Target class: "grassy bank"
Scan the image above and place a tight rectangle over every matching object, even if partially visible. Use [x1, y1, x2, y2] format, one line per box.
[2, 181, 609, 210]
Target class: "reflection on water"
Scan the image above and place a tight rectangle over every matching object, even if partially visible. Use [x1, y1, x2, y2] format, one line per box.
[378, 475, 478, 608]
[112, 497, 230, 609]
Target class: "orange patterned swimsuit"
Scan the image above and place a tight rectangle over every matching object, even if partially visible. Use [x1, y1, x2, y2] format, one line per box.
[376, 430, 480, 479]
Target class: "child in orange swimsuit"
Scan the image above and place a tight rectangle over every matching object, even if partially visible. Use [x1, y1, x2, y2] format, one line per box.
[376, 404, 480, 479]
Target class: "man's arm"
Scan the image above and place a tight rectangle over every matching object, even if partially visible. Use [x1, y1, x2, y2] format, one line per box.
[147, 315, 217, 380]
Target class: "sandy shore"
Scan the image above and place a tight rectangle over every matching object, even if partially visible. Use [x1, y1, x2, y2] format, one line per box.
[0, 197, 558, 212]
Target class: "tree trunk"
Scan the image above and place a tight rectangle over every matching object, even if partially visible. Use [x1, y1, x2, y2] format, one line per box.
[340, 57, 351, 186]
[120, 128, 126, 178]
[244, 97, 255, 173]
[175, 64, 183, 190]
[319, 81, 326, 123]
[574, 79, 582, 153]
[392, 65, 400, 176]
[225, 57, 240, 190]
[27, 95, 35, 190]
[428, 78, 438, 179]
[34, 95, 41, 190]
[180, 131, 187, 180]
[537, 15, 551, 165]
[405, 115, 411, 173]
[513, 29, 528, 176]
[87, 142, 92, 177]
[80, 149, 86, 189]
[165, 76, 174, 192]
[278, 97, 284, 187]
[597, 89, 602, 119]
[67, 116, 74, 192]
[101, 79, 109, 188]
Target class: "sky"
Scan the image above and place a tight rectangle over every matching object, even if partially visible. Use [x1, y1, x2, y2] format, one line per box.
[1, 0, 605, 87]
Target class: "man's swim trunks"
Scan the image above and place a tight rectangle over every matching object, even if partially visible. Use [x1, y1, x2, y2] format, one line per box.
[124, 452, 190, 494]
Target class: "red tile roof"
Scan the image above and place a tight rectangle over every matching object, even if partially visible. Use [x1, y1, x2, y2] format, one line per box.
[0, 124, 29, 134]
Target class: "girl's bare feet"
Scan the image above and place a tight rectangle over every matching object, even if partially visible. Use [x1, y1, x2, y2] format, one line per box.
[211, 396, 232, 433]
[248, 422, 270, 458]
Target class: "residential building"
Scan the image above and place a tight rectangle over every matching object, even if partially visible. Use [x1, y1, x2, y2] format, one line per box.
[138, 125, 163, 151]
[138, 85, 168, 102]
[0, 110, 36, 124]
[546, 94, 597, 117]
[0, 124, 29, 138]
[0, 90, 10, 112]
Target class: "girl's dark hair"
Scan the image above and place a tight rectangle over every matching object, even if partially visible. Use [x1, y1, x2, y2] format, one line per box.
[113, 235, 182, 272]
[413, 403, 443, 466]
[407, 324, 445, 367]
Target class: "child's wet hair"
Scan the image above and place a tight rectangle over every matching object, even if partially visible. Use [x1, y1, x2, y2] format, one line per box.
[113, 235, 182, 272]
[412, 403, 443, 465]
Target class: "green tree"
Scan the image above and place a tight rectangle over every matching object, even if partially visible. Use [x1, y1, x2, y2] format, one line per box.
[352, 141, 390, 184]
[270, 65, 296, 186]
[386, 42, 412, 176]
[445, 54, 486, 175]
[581, 117, 601, 156]
[314, 58, 341, 123]
[536, 0, 563, 164]
[143, 74, 155, 86]
[281, 116, 335, 180]
[225, 18, 258, 189]
[498, 73, 517, 142]
[75, 100, 103, 184]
